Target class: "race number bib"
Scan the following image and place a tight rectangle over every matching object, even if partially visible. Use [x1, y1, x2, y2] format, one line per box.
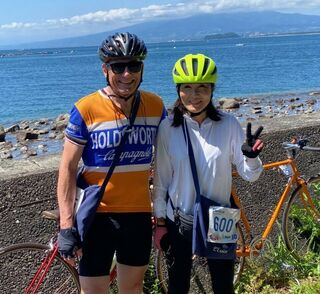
[207, 206, 240, 244]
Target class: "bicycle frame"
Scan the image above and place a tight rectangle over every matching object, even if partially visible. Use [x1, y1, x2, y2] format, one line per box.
[233, 157, 312, 257]
[24, 240, 59, 294]
[22, 235, 118, 294]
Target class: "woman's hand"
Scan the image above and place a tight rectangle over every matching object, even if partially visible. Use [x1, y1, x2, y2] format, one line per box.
[241, 122, 264, 158]
[154, 226, 169, 250]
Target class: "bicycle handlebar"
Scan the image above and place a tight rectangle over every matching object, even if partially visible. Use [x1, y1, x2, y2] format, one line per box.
[301, 146, 320, 152]
[282, 141, 320, 152]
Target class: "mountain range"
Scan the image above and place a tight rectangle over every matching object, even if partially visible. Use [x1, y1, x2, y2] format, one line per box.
[8, 11, 320, 49]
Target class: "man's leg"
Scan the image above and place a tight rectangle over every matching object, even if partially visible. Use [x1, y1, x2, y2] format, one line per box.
[115, 213, 152, 294]
[79, 276, 110, 294]
[116, 263, 148, 294]
[79, 214, 116, 294]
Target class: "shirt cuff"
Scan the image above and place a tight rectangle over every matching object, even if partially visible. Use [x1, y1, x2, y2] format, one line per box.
[152, 188, 167, 218]
[244, 156, 262, 170]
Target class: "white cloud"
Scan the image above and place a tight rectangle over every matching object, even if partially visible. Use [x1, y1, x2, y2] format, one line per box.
[1, 1, 319, 32]
[0, 0, 319, 43]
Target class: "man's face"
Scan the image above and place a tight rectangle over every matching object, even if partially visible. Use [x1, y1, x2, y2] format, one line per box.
[103, 59, 143, 98]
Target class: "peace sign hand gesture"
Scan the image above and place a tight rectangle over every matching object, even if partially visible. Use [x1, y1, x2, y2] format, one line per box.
[241, 123, 264, 158]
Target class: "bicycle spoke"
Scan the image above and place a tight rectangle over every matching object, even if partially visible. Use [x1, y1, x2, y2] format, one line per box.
[283, 176, 320, 261]
[0, 243, 80, 293]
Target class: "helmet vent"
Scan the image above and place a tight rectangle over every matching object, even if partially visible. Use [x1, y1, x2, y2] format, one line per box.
[202, 58, 210, 76]
[180, 59, 189, 76]
[192, 58, 198, 76]
[211, 66, 217, 76]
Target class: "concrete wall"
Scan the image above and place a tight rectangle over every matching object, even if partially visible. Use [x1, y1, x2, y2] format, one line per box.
[1, 112, 320, 248]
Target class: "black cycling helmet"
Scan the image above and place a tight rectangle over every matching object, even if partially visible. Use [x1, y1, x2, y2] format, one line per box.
[99, 32, 147, 63]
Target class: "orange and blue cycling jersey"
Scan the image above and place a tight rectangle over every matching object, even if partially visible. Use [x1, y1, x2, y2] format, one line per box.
[65, 89, 166, 213]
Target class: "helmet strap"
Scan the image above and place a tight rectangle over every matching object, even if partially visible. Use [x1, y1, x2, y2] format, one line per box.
[190, 101, 210, 117]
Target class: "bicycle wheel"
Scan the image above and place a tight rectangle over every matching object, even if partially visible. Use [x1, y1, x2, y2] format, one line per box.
[282, 175, 320, 260]
[0, 243, 80, 293]
[155, 225, 245, 294]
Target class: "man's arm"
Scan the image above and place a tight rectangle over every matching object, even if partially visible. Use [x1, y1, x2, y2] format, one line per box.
[57, 139, 84, 229]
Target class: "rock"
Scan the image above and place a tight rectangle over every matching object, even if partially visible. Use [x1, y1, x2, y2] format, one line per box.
[250, 98, 260, 105]
[55, 121, 68, 132]
[219, 98, 240, 109]
[265, 106, 273, 113]
[20, 146, 28, 153]
[252, 109, 262, 114]
[275, 99, 284, 105]
[55, 133, 65, 140]
[0, 128, 5, 142]
[38, 118, 49, 125]
[306, 99, 317, 105]
[288, 104, 296, 110]
[309, 91, 320, 96]
[251, 106, 262, 114]
[56, 113, 70, 122]
[5, 124, 20, 133]
[38, 144, 47, 149]
[0, 150, 13, 159]
[0, 141, 13, 150]
[48, 132, 56, 139]
[305, 109, 314, 114]
[20, 122, 30, 130]
[36, 128, 50, 135]
[27, 149, 37, 157]
[16, 131, 39, 142]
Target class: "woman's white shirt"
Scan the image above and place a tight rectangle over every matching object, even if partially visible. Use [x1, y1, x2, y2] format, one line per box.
[152, 113, 263, 221]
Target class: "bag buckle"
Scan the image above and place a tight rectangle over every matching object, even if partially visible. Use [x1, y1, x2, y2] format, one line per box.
[173, 209, 180, 226]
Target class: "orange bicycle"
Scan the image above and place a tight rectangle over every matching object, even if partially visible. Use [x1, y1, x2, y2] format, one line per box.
[155, 138, 320, 293]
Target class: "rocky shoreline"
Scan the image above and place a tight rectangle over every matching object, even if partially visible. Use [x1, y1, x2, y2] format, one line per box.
[0, 114, 69, 160]
[1, 91, 320, 160]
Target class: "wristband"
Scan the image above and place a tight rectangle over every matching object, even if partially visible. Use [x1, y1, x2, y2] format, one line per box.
[156, 224, 166, 227]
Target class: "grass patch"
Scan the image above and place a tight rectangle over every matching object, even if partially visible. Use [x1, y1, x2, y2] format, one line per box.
[236, 236, 320, 294]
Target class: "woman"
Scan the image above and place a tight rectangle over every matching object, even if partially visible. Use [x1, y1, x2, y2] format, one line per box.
[152, 53, 264, 294]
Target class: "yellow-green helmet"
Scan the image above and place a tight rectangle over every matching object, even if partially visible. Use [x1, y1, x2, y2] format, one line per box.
[172, 53, 218, 84]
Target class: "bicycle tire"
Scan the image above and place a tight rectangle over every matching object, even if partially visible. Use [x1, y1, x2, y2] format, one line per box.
[282, 175, 320, 261]
[0, 242, 80, 293]
[155, 225, 245, 294]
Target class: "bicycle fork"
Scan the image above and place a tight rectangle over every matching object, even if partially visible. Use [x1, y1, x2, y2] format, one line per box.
[24, 242, 59, 294]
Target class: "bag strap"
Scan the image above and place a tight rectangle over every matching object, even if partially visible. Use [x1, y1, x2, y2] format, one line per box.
[99, 92, 140, 192]
[182, 119, 201, 203]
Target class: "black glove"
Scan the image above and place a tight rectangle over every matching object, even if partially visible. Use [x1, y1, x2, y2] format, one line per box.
[241, 123, 264, 158]
[57, 227, 80, 259]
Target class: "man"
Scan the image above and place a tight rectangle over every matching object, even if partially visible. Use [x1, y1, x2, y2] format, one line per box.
[57, 32, 166, 294]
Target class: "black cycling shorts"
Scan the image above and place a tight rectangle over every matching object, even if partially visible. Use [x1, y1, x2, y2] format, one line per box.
[79, 212, 152, 277]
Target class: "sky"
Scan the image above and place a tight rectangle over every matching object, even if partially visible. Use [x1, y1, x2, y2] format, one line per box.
[1, 0, 320, 46]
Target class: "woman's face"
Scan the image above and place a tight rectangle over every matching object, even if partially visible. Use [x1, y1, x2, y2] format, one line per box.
[179, 83, 212, 114]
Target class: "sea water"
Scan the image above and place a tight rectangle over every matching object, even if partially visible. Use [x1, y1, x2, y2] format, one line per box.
[0, 34, 320, 126]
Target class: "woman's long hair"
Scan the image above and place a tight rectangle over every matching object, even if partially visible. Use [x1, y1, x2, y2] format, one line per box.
[171, 84, 222, 127]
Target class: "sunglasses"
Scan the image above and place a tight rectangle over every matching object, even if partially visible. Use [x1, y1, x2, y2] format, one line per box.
[107, 61, 143, 74]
